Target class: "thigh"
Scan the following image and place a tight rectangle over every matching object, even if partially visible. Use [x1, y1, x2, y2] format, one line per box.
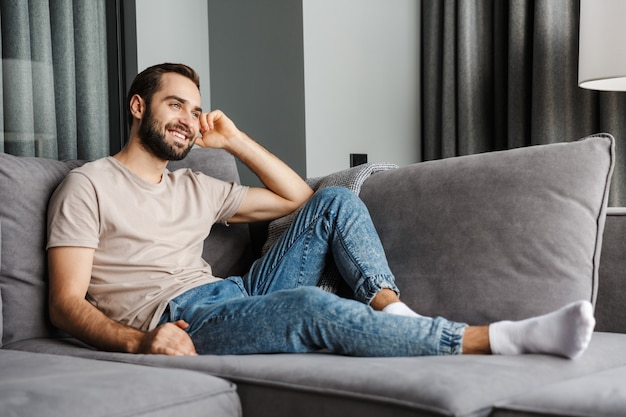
[181, 286, 467, 357]
[183, 287, 337, 355]
[160, 279, 247, 326]
[243, 191, 340, 296]
[243, 187, 397, 304]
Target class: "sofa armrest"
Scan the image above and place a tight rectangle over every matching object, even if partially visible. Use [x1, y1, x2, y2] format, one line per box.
[595, 207, 626, 333]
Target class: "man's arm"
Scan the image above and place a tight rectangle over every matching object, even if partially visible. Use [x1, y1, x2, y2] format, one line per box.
[48, 246, 197, 356]
[197, 110, 314, 223]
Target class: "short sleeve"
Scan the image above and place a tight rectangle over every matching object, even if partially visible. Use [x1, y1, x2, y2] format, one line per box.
[47, 172, 101, 249]
[214, 181, 248, 224]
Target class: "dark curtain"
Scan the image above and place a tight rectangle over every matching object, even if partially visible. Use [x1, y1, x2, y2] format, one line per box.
[0, 0, 109, 160]
[422, 0, 626, 206]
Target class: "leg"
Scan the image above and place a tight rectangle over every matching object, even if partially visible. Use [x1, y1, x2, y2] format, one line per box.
[173, 286, 466, 356]
[488, 300, 595, 359]
[461, 326, 492, 354]
[162, 278, 593, 358]
[244, 187, 400, 306]
[463, 300, 596, 358]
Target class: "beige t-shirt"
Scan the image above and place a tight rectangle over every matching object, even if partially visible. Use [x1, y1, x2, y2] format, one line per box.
[47, 157, 248, 331]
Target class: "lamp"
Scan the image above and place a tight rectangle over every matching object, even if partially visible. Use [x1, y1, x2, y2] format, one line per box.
[578, 0, 626, 91]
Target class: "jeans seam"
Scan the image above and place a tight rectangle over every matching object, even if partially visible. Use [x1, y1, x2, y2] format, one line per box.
[260, 211, 326, 284]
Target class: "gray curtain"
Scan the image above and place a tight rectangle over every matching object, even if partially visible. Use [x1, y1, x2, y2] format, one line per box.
[0, 0, 109, 160]
[422, 0, 626, 206]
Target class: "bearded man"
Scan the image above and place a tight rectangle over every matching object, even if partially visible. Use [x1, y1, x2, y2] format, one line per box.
[46, 63, 595, 358]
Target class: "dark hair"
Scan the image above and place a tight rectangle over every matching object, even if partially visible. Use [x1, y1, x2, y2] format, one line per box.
[126, 63, 200, 129]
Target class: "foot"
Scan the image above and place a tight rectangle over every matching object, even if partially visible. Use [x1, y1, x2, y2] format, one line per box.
[382, 301, 422, 318]
[488, 300, 595, 359]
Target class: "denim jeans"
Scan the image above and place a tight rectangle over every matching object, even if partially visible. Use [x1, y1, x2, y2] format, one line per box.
[160, 187, 466, 356]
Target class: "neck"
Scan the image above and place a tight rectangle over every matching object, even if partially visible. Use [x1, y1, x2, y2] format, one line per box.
[114, 136, 167, 184]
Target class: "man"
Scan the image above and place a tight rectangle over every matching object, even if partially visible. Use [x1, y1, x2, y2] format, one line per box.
[47, 63, 595, 358]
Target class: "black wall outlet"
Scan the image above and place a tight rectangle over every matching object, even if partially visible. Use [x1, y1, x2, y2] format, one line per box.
[350, 153, 368, 167]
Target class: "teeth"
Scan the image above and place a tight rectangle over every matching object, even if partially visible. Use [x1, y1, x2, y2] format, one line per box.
[170, 130, 186, 140]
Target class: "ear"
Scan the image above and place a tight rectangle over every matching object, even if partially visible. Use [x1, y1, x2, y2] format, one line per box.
[130, 94, 146, 121]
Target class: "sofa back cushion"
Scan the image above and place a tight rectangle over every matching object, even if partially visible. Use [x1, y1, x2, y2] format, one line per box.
[360, 135, 615, 324]
[0, 148, 250, 346]
[0, 154, 83, 345]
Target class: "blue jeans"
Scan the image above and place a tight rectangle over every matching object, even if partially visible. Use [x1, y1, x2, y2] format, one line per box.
[160, 187, 466, 356]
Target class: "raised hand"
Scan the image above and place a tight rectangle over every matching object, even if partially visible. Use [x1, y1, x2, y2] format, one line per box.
[196, 109, 241, 149]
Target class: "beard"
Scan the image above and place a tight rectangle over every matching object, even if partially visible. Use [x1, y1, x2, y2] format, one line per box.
[138, 104, 197, 161]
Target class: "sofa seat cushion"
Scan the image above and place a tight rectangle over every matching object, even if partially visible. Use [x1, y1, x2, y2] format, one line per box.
[7, 332, 626, 417]
[0, 349, 241, 417]
[491, 363, 626, 417]
[360, 135, 615, 324]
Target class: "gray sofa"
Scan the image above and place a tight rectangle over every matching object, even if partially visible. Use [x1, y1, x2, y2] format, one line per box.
[1, 133, 626, 417]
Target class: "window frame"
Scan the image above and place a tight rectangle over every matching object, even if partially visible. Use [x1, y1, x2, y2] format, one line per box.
[105, 0, 137, 154]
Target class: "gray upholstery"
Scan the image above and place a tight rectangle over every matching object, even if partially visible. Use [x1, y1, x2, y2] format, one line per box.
[596, 207, 626, 333]
[491, 364, 626, 416]
[8, 332, 626, 417]
[0, 349, 241, 417]
[360, 135, 615, 324]
[1, 134, 625, 417]
[0, 154, 83, 345]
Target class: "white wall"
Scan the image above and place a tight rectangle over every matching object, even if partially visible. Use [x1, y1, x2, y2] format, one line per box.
[302, 0, 421, 177]
[135, 0, 211, 108]
[135, 0, 421, 178]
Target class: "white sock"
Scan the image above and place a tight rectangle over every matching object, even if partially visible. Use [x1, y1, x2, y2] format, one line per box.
[383, 301, 422, 318]
[488, 300, 596, 359]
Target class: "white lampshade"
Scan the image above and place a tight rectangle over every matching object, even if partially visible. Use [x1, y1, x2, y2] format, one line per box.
[579, 0, 626, 91]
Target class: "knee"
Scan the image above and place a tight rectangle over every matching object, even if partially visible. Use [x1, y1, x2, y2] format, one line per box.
[313, 186, 361, 209]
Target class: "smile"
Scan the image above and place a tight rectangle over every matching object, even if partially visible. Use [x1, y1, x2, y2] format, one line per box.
[168, 129, 188, 143]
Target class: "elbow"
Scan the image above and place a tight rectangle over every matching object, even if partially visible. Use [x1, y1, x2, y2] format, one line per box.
[48, 300, 63, 330]
[291, 188, 314, 211]
[48, 297, 71, 332]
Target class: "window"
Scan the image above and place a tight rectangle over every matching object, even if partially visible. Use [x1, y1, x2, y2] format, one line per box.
[0, 0, 136, 160]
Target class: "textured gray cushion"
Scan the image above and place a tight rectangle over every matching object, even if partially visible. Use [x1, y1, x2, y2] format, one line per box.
[0, 154, 83, 345]
[0, 349, 241, 417]
[9, 332, 626, 417]
[167, 147, 254, 277]
[491, 364, 626, 417]
[360, 135, 615, 324]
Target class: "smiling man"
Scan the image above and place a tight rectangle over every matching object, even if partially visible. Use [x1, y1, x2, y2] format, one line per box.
[46, 63, 596, 359]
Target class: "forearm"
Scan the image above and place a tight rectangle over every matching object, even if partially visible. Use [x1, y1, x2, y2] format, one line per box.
[50, 297, 145, 354]
[224, 131, 313, 205]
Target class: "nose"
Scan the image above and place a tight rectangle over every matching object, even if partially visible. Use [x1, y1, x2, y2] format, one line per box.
[178, 112, 192, 126]
[177, 112, 199, 132]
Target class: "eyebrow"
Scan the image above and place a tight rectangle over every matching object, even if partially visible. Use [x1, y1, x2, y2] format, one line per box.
[164, 95, 203, 113]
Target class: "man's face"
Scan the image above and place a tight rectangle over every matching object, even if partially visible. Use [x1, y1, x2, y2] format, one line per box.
[137, 73, 202, 161]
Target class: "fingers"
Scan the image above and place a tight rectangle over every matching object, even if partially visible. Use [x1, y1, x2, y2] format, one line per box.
[200, 109, 223, 133]
[196, 110, 240, 149]
[142, 322, 198, 356]
[174, 319, 190, 331]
